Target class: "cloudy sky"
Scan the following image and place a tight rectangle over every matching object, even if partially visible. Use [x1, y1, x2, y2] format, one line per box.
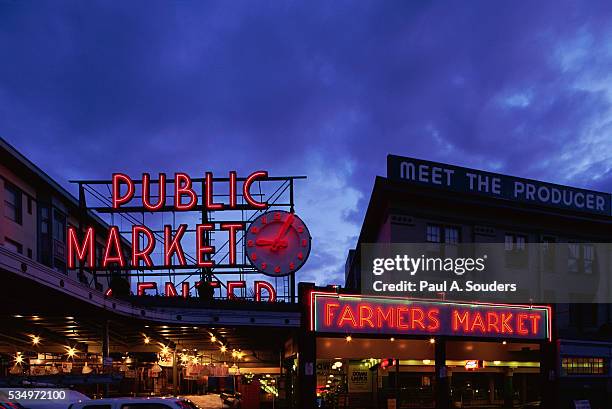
[2, 1, 612, 285]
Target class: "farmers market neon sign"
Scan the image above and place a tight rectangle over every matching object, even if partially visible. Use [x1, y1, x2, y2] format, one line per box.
[310, 292, 551, 341]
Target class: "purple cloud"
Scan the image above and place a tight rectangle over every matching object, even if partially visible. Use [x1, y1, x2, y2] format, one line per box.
[2, 0, 612, 285]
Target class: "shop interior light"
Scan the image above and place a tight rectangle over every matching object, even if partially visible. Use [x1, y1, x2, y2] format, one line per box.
[14, 352, 23, 364]
[390, 337, 395, 342]
[429, 338, 436, 344]
[31, 335, 40, 345]
[345, 335, 352, 342]
[494, 360, 501, 365]
[502, 341, 507, 345]
[423, 359, 431, 364]
[220, 345, 227, 353]
[66, 347, 77, 358]
[143, 336, 150, 344]
[160, 346, 169, 355]
[211, 335, 216, 342]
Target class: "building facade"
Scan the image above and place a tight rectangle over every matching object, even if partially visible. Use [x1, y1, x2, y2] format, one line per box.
[336, 155, 612, 408]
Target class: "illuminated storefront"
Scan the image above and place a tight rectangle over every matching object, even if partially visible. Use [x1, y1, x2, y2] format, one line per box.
[292, 154, 612, 409]
[299, 288, 551, 409]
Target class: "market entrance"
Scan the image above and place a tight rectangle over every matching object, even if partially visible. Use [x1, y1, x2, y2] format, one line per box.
[303, 289, 553, 409]
[0, 271, 302, 408]
[315, 337, 542, 409]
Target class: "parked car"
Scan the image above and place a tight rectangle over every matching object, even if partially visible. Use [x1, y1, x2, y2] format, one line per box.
[68, 398, 200, 409]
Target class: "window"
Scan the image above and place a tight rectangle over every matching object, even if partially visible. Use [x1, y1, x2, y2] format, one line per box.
[4, 237, 23, 254]
[584, 244, 594, 274]
[505, 234, 527, 268]
[568, 243, 579, 273]
[568, 243, 595, 274]
[52, 210, 66, 242]
[445, 227, 460, 245]
[426, 225, 440, 243]
[562, 357, 606, 375]
[4, 182, 22, 224]
[541, 236, 556, 272]
[427, 224, 460, 244]
[27, 196, 32, 214]
[40, 207, 49, 234]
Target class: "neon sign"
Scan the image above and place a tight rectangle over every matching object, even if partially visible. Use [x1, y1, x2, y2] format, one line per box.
[67, 171, 312, 278]
[310, 292, 551, 341]
[104, 279, 277, 302]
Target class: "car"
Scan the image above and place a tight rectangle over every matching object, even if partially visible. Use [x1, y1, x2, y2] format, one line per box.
[0, 402, 26, 409]
[68, 397, 200, 409]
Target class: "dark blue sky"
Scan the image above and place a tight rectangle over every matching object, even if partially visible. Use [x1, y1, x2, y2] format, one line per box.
[2, 1, 612, 285]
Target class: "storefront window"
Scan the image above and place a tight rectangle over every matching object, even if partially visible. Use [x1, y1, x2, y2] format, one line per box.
[562, 357, 606, 375]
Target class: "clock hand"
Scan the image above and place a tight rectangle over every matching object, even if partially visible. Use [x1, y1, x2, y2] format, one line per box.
[272, 213, 295, 250]
[256, 238, 288, 247]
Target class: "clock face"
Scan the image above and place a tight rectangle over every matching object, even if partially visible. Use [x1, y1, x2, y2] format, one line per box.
[245, 210, 311, 277]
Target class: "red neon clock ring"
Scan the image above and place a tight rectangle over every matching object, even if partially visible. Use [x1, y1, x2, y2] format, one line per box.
[245, 210, 311, 277]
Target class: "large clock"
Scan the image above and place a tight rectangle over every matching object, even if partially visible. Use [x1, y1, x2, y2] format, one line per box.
[245, 210, 311, 277]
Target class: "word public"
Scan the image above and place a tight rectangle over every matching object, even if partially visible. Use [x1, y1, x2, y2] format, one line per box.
[67, 171, 268, 269]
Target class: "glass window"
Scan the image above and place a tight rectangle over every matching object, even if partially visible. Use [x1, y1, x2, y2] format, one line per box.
[445, 227, 459, 245]
[40, 206, 49, 234]
[4, 182, 22, 224]
[562, 357, 606, 375]
[568, 243, 579, 273]
[505, 233, 528, 268]
[505, 234, 526, 251]
[53, 210, 66, 242]
[515, 235, 526, 250]
[541, 237, 556, 272]
[504, 234, 514, 251]
[426, 225, 440, 243]
[583, 244, 594, 275]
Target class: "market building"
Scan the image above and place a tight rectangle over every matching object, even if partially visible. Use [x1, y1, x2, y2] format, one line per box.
[0, 137, 306, 408]
[297, 155, 612, 409]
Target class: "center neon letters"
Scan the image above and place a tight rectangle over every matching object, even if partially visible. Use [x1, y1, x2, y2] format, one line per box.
[130, 280, 277, 302]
